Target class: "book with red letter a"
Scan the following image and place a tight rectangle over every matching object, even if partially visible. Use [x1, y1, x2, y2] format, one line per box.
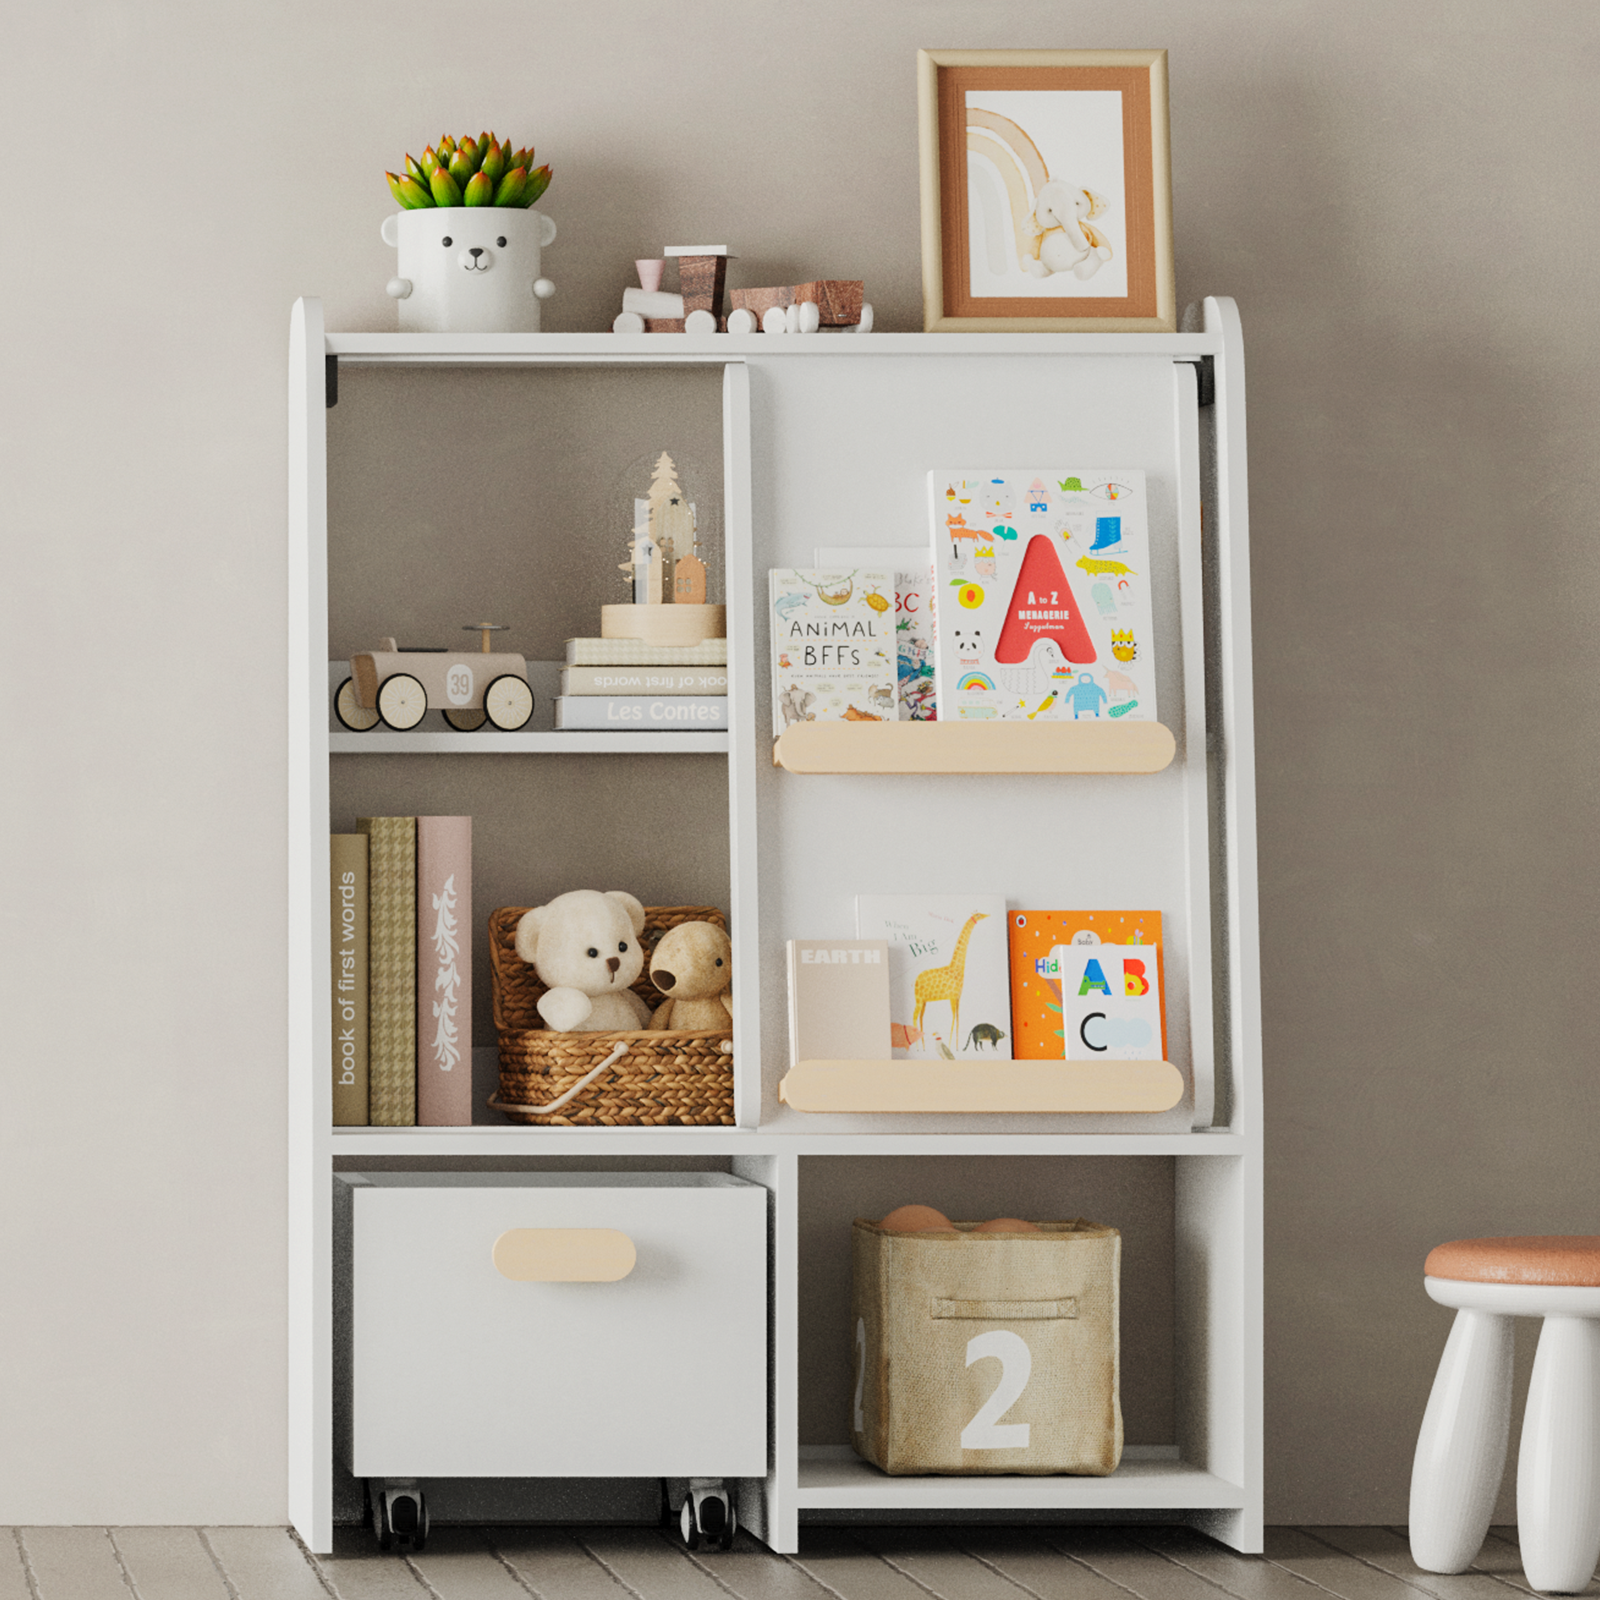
[928, 470, 1157, 725]
[416, 816, 472, 1126]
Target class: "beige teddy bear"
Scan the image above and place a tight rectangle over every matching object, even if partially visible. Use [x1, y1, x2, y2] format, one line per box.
[513, 889, 652, 1033]
[647, 921, 734, 1032]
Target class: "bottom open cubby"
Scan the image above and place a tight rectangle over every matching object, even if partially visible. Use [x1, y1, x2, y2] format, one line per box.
[790, 1153, 1253, 1541]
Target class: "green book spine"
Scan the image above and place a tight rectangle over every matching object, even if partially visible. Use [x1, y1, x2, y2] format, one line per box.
[356, 817, 416, 1126]
[329, 834, 370, 1125]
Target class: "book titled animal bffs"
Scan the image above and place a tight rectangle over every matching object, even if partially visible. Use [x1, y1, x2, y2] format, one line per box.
[929, 470, 1157, 725]
[768, 568, 897, 735]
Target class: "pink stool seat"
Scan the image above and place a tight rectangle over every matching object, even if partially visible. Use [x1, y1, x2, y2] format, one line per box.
[1427, 1237, 1600, 1288]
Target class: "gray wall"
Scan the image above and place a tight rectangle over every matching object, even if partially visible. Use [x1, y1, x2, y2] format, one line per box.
[2, 0, 1595, 1525]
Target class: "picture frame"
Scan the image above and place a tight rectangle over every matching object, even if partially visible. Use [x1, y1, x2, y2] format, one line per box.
[917, 49, 1175, 332]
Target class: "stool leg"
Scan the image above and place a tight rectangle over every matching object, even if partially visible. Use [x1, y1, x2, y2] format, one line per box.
[1517, 1315, 1600, 1593]
[1411, 1308, 1515, 1572]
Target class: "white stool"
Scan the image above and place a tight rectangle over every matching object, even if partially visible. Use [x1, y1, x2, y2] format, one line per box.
[1410, 1235, 1600, 1594]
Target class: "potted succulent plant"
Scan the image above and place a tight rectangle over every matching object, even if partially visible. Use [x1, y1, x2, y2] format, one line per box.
[381, 133, 556, 332]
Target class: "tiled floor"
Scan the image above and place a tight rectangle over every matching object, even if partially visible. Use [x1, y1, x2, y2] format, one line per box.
[0, 1525, 1575, 1600]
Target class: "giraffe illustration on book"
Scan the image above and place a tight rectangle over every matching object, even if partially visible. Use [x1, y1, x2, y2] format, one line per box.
[911, 912, 989, 1046]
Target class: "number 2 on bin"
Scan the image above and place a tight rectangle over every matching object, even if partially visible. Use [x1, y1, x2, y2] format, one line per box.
[961, 1330, 1032, 1450]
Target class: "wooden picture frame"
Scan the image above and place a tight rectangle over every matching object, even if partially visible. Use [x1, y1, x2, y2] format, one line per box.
[917, 49, 1175, 332]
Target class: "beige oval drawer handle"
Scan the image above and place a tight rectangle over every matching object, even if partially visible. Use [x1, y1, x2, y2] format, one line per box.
[492, 1228, 637, 1282]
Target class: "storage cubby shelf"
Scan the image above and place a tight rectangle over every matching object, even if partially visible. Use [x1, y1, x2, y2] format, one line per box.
[327, 1127, 1245, 1157]
[779, 1060, 1185, 1114]
[773, 720, 1175, 774]
[330, 730, 728, 754]
[795, 1447, 1245, 1511]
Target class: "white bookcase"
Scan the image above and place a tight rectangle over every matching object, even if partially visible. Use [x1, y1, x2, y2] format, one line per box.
[288, 297, 1261, 1555]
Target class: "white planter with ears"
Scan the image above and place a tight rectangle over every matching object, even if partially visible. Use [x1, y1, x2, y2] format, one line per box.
[382, 206, 556, 333]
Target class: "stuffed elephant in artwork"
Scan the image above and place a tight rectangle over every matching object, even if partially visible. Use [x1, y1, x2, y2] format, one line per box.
[1029, 182, 1114, 281]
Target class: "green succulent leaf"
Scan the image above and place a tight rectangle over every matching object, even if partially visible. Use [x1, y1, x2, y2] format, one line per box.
[403, 153, 429, 186]
[463, 170, 494, 206]
[447, 147, 475, 187]
[386, 171, 434, 209]
[439, 134, 457, 155]
[480, 139, 505, 185]
[523, 163, 552, 206]
[420, 144, 441, 174]
[429, 163, 463, 206]
[492, 165, 528, 207]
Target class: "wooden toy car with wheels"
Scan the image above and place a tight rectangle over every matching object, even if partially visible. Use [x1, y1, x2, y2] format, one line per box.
[336, 624, 535, 732]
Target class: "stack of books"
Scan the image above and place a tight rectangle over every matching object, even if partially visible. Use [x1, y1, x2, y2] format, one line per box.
[554, 636, 728, 730]
[329, 815, 473, 1127]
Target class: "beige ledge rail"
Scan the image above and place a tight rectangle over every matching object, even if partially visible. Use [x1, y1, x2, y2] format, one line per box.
[771, 720, 1176, 774]
[778, 1059, 1185, 1114]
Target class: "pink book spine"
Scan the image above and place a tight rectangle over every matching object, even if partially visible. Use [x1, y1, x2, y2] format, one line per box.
[416, 816, 473, 1126]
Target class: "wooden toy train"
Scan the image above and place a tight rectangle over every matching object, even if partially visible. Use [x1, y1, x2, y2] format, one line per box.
[335, 624, 534, 732]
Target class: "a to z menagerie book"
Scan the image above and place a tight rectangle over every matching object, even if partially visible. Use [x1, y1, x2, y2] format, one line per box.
[356, 816, 416, 1126]
[768, 567, 897, 735]
[928, 471, 1158, 726]
[854, 895, 1011, 1060]
[1008, 909, 1167, 1060]
[329, 833, 369, 1126]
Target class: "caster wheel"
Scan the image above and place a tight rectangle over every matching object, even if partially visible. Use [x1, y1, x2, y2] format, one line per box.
[390, 1488, 428, 1551]
[335, 677, 379, 731]
[375, 1494, 393, 1552]
[441, 707, 488, 731]
[680, 1496, 700, 1550]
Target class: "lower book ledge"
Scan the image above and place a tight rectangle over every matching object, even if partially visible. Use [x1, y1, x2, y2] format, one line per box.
[794, 1447, 1245, 1509]
[778, 1060, 1185, 1114]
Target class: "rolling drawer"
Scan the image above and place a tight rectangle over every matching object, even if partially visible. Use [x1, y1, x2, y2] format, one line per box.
[337, 1172, 767, 1479]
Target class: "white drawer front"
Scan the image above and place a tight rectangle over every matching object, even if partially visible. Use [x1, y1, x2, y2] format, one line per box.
[351, 1181, 767, 1478]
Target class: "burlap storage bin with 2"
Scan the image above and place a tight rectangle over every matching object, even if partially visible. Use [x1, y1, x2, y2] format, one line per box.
[850, 1217, 1122, 1475]
[487, 904, 733, 1127]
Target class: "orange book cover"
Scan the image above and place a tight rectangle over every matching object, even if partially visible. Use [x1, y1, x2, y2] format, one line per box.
[1008, 910, 1166, 1059]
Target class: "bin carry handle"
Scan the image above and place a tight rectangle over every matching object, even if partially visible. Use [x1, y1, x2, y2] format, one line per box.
[487, 1042, 629, 1117]
[932, 1297, 1077, 1320]
[493, 1228, 637, 1282]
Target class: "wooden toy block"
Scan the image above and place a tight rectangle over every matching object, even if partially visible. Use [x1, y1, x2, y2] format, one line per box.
[676, 254, 729, 318]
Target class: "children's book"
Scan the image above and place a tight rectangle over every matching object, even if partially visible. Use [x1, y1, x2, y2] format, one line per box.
[814, 545, 936, 721]
[1007, 909, 1166, 1060]
[854, 895, 1011, 1060]
[1053, 943, 1166, 1062]
[787, 940, 892, 1063]
[928, 471, 1157, 725]
[768, 567, 897, 735]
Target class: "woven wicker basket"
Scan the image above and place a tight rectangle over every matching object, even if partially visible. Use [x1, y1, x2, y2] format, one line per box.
[487, 904, 734, 1126]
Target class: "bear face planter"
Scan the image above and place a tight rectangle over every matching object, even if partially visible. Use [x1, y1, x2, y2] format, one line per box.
[382, 206, 557, 333]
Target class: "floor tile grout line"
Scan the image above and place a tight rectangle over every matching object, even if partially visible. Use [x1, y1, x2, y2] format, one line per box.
[403, 1548, 447, 1600]
[11, 1530, 41, 1600]
[287, 1525, 346, 1600]
[1294, 1525, 1493, 1600]
[1378, 1525, 1533, 1593]
[956, 1534, 1087, 1600]
[1033, 1532, 1172, 1600]
[103, 1529, 142, 1599]
[681, 1533, 768, 1600]
[195, 1530, 244, 1600]
[1125, 1530, 1282, 1600]
[477, 1526, 548, 1600]
[569, 1526, 654, 1600]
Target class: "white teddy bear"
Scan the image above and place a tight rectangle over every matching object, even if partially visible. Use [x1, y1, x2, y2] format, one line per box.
[513, 889, 653, 1033]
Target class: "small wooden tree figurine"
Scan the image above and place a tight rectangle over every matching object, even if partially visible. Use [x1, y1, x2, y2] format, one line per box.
[602, 451, 724, 646]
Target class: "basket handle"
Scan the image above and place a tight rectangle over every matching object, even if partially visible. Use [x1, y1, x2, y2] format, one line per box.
[488, 1042, 630, 1117]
